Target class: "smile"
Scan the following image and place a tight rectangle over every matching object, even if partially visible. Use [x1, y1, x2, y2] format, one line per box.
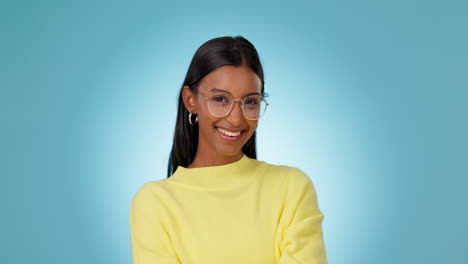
[215, 127, 245, 142]
[217, 128, 242, 136]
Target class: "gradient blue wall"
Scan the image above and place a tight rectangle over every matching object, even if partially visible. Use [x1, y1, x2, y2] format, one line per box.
[2, 0, 467, 263]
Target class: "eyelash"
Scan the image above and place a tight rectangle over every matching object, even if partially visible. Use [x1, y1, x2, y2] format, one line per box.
[212, 96, 227, 102]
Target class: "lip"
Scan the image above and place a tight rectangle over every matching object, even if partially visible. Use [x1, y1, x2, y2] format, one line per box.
[215, 127, 245, 142]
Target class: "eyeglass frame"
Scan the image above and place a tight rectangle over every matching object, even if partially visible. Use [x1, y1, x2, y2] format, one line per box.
[194, 89, 269, 120]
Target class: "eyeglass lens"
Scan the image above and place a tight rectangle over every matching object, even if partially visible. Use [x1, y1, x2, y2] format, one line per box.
[207, 93, 267, 120]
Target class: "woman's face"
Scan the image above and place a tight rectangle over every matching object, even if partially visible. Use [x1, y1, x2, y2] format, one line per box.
[183, 65, 262, 164]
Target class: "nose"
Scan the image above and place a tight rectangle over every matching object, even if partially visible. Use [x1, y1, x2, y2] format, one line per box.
[226, 100, 244, 125]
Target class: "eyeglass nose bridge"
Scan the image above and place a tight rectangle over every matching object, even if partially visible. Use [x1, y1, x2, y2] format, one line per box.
[232, 98, 246, 107]
[225, 98, 247, 116]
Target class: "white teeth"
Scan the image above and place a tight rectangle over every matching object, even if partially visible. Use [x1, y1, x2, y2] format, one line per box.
[217, 128, 241, 137]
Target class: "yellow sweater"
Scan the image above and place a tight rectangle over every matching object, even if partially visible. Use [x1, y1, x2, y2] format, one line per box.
[130, 154, 327, 264]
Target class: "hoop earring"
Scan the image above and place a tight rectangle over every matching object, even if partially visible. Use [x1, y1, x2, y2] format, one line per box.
[188, 112, 198, 125]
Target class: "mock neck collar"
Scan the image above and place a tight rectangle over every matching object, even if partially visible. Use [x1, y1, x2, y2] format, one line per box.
[168, 154, 256, 189]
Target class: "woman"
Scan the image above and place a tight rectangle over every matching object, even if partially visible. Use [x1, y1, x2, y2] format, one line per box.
[130, 36, 328, 264]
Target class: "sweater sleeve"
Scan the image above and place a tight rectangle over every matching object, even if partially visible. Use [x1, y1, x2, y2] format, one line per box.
[130, 183, 181, 264]
[275, 168, 328, 264]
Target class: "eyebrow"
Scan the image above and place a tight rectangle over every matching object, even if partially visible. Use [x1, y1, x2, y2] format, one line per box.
[209, 88, 262, 97]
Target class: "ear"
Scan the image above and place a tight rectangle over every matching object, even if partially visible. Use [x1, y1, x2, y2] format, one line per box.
[182, 85, 197, 113]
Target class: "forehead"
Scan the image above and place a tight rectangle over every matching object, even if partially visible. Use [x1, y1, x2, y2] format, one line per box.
[198, 65, 262, 96]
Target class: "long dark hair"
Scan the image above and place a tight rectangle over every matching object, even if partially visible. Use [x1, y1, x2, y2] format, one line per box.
[167, 36, 266, 177]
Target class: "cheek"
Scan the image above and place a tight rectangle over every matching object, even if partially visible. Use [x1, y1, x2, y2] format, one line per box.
[245, 121, 258, 138]
[248, 120, 259, 130]
[198, 113, 220, 131]
[196, 103, 213, 122]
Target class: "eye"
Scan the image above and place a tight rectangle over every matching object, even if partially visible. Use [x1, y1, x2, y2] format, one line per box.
[245, 97, 259, 105]
[211, 95, 229, 103]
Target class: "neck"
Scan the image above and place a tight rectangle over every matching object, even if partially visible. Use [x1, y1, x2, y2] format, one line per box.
[188, 152, 244, 168]
[169, 153, 255, 190]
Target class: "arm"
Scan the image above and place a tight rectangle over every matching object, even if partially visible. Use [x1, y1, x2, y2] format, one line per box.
[275, 168, 328, 264]
[130, 183, 181, 264]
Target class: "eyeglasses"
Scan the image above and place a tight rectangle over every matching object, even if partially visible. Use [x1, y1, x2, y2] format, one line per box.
[195, 90, 269, 120]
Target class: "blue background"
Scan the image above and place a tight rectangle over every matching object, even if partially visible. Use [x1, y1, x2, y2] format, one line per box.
[2, 0, 467, 263]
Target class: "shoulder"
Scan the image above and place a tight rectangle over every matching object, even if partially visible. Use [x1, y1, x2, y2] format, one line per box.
[131, 179, 171, 210]
[257, 159, 313, 184]
[281, 166, 315, 194]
